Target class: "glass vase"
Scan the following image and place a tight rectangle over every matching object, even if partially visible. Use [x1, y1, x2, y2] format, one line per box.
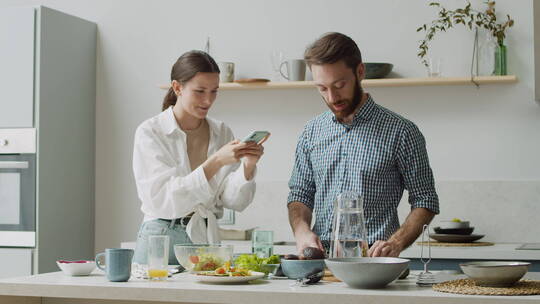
[478, 33, 497, 76]
[494, 43, 507, 76]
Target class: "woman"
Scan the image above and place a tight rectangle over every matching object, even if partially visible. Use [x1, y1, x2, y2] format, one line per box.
[132, 50, 268, 264]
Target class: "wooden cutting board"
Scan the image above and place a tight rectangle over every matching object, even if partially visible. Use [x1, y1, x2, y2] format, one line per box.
[323, 269, 341, 282]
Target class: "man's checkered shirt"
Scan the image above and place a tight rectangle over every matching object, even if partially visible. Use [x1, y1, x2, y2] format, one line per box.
[287, 95, 439, 244]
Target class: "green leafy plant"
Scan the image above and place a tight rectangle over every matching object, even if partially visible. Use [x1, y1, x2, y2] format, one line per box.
[417, 1, 514, 67]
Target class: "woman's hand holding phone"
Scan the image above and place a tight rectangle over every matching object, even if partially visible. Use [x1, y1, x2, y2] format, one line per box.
[203, 132, 270, 181]
[239, 132, 270, 180]
[203, 140, 251, 181]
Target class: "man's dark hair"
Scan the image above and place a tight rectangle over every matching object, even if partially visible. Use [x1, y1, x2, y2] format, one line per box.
[304, 32, 362, 71]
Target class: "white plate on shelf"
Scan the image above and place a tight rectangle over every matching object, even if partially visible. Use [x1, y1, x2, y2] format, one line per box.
[193, 271, 265, 283]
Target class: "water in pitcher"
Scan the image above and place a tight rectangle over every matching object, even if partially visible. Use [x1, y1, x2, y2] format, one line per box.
[330, 192, 368, 258]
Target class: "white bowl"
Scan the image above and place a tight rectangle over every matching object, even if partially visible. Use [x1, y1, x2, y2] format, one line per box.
[56, 260, 96, 276]
[460, 261, 530, 287]
[325, 257, 409, 289]
[439, 220, 469, 229]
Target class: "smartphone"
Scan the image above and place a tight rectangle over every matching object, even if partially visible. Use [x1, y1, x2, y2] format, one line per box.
[242, 131, 270, 143]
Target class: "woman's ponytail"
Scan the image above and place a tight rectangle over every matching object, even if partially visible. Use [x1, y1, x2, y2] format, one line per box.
[162, 87, 177, 111]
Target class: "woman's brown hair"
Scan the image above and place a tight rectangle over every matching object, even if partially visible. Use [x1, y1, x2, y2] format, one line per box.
[304, 32, 362, 72]
[162, 50, 220, 111]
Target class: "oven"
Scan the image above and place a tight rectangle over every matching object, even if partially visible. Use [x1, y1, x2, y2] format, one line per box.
[0, 129, 36, 247]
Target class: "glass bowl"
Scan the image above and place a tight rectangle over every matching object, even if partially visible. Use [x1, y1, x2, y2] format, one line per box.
[173, 244, 233, 272]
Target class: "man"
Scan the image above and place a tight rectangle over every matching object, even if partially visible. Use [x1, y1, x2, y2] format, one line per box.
[287, 32, 439, 257]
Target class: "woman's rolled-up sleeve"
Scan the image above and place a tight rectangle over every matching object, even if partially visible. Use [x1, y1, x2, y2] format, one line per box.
[215, 126, 256, 212]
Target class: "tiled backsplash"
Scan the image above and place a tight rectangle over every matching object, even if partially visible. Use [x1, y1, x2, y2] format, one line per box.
[227, 181, 540, 243]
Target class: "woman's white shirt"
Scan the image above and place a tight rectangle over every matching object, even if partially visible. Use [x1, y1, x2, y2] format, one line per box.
[133, 107, 256, 244]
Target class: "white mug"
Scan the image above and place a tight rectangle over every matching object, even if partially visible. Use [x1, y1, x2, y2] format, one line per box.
[280, 59, 306, 81]
[218, 62, 234, 82]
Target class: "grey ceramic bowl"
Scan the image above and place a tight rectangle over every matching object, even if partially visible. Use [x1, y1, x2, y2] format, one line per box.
[280, 259, 325, 280]
[325, 257, 409, 289]
[364, 63, 393, 79]
[460, 261, 530, 287]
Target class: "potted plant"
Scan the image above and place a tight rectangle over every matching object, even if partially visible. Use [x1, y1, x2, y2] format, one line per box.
[417, 1, 514, 75]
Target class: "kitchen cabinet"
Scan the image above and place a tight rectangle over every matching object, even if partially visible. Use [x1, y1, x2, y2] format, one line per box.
[0, 6, 96, 275]
[0, 249, 32, 279]
[0, 8, 35, 127]
[535, 1, 540, 101]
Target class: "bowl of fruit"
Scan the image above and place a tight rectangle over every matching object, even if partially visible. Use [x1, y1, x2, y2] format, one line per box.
[174, 244, 233, 273]
[280, 247, 326, 282]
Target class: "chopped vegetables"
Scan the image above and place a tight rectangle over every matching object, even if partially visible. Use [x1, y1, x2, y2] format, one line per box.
[191, 253, 224, 271]
[197, 261, 252, 277]
[233, 254, 280, 274]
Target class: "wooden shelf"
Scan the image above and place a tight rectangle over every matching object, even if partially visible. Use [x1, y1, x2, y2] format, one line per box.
[158, 75, 517, 91]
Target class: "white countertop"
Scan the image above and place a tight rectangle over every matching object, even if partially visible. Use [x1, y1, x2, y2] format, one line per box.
[401, 243, 540, 260]
[1, 270, 539, 304]
[121, 241, 540, 260]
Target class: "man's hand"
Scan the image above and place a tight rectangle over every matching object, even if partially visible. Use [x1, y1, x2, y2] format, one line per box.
[294, 229, 324, 255]
[368, 240, 401, 257]
[369, 208, 436, 257]
[288, 202, 324, 255]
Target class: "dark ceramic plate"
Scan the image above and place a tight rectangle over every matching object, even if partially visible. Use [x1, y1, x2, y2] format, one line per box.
[429, 234, 485, 243]
[433, 226, 475, 235]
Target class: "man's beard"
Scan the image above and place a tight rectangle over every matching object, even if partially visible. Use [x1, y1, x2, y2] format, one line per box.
[325, 76, 363, 121]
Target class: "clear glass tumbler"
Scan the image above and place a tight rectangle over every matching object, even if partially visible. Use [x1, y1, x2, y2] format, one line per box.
[270, 50, 284, 81]
[147, 235, 169, 280]
[252, 230, 273, 258]
[427, 57, 442, 77]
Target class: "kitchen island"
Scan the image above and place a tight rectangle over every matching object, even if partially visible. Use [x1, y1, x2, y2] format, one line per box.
[0, 270, 539, 304]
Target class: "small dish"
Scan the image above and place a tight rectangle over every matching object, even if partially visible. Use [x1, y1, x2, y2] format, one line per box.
[433, 226, 474, 235]
[460, 261, 530, 287]
[429, 233, 484, 243]
[56, 260, 96, 276]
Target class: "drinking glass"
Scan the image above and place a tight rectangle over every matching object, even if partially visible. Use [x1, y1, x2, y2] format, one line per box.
[270, 50, 284, 81]
[252, 230, 273, 258]
[427, 58, 442, 77]
[147, 235, 169, 280]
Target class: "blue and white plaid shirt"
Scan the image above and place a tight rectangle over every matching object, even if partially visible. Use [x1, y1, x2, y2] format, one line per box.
[287, 95, 439, 244]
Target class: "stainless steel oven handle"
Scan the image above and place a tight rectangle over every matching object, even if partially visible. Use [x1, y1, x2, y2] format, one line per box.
[0, 161, 29, 169]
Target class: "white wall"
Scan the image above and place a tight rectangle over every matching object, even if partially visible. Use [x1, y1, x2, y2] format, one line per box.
[1, 0, 538, 251]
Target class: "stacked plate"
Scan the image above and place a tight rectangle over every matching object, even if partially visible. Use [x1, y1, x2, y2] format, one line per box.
[429, 220, 484, 243]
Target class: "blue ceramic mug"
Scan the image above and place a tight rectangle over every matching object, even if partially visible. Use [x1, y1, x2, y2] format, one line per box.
[95, 248, 134, 282]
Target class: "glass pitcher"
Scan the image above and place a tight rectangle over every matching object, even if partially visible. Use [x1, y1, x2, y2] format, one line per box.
[330, 191, 369, 258]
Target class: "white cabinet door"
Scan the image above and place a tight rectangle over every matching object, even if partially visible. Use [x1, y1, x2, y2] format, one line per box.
[0, 248, 33, 278]
[0, 7, 35, 128]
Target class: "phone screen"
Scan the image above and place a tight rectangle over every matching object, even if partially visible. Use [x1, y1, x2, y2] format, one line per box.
[242, 131, 269, 143]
